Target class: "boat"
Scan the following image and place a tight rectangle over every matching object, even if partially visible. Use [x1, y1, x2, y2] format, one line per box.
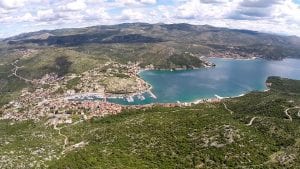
[126, 96, 134, 102]
[137, 94, 145, 100]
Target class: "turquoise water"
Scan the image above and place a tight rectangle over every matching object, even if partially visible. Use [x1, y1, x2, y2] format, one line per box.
[108, 58, 300, 105]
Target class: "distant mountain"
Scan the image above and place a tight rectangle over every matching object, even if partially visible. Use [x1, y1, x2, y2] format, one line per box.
[3, 23, 300, 60]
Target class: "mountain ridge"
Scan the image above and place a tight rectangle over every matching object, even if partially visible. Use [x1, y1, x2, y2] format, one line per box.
[3, 23, 300, 60]
[3, 22, 300, 41]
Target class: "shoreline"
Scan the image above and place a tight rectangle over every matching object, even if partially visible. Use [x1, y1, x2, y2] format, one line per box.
[207, 56, 257, 61]
[67, 57, 274, 105]
[106, 70, 155, 100]
[190, 93, 246, 105]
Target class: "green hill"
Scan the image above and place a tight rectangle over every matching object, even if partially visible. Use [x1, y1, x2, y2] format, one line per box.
[4, 23, 300, 60]
[1, 77, 300, 168]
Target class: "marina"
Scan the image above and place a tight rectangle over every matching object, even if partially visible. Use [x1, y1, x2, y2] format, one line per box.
[108, 58, 300, 105]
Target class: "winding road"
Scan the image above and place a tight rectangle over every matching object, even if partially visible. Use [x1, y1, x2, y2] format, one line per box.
[285, 108, 293, 121]
[53, 119, 84, 154]
[10, 60, 33, 83]
[53, 124, 69, 152]
[223, 102, 234, 115]
[246, 117, 258, 126]
[284, 106, 300, 122]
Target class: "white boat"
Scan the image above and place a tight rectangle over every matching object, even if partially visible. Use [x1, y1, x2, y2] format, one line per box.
[137, 94, 145, 100]
[126, 96, 134, 102]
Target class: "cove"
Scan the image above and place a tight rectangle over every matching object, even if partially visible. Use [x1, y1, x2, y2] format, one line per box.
[108, 58, 300, 105]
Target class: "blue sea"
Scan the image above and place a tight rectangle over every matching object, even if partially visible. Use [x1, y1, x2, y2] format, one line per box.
[108, 58, 300, 105]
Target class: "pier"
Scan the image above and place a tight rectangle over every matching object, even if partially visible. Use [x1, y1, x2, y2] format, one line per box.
[148, 90, 157, 99]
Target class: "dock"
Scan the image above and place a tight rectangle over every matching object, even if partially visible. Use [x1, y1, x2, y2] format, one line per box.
[148, 91, 157, 99]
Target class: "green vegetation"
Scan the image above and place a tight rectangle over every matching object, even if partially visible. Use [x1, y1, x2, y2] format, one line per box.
[5, 23, 300, 61]
[2, 23, 300, 103]
[0, 64, 28, 106]
[267, 76, 300, 94]
[1, 23, 300, 168]
[17, 48, 108, 79]
[1, 77, 300, 168]
[46, 77, 300, 168]
[0, 120, 62, 169]
[66, 77, 81, 89]
[0, 47, 109, 105]
[167, 53, 204, 69]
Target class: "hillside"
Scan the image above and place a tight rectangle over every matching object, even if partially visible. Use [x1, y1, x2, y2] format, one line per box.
[1, 23, 299, 107]
[1, 23, 300, 168]
[1, 77, 300, 168]
[4, 23, 300, 61]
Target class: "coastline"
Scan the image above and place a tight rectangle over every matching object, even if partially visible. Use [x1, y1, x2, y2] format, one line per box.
[104, 68, 155, 100]
[68, 57, 278, 105]
[207, 56, 257, 61]
[190, 93, 246, 105]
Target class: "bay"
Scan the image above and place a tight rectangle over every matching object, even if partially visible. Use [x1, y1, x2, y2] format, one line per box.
[109, 58, 300, 105]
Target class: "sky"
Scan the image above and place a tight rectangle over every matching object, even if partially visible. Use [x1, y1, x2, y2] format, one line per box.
[1, 0, 300, 38]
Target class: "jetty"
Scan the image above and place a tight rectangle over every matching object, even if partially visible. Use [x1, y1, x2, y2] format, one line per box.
[148, 91, 157, 99]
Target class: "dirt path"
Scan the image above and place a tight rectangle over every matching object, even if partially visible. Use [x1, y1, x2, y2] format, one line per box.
[53, 119, 84, 154]
[62, 141, 88, 155]
[53, 124, 69, 152]
[246, 117, 258, 126]
[10, 60, 33, 83]
[284, 108, 293, 121]
[223, 103, 234, 115]
[284, 106, 300, 121]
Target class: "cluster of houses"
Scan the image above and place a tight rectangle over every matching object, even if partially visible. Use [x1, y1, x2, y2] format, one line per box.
[208, 50, 258, 59]
[0, 63, 146, 123]
[1, 87, 123, 122]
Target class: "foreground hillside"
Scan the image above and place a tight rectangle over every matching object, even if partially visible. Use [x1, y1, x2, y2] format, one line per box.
[1, 76, 300, 168]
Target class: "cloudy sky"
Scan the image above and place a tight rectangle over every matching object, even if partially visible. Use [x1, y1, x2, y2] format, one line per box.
[1, 0, 300, 38]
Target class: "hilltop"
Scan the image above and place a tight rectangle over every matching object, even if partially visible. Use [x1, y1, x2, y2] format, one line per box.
[4, 23, 300, 61]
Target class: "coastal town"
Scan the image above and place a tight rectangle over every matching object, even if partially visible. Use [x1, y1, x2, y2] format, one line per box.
[0, 58, 222, 125]
[0, 61, 150, 124]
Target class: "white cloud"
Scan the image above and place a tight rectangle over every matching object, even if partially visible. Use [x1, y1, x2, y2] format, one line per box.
[36, 9, 57, 21]
[175, 0, 240, 19]
[0, 0, 43, 9]
[60, 0, 87, 11]
[85, 8, 110, 20]
[1, 0, 300, 38]
[140, 0, 156, 4]
[120, 8, 145, 20]
[0, 0, 26, 9]
[272, 0, 300, 23]
[115, 0, 156, 6]
[19, 12, 35, 22]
